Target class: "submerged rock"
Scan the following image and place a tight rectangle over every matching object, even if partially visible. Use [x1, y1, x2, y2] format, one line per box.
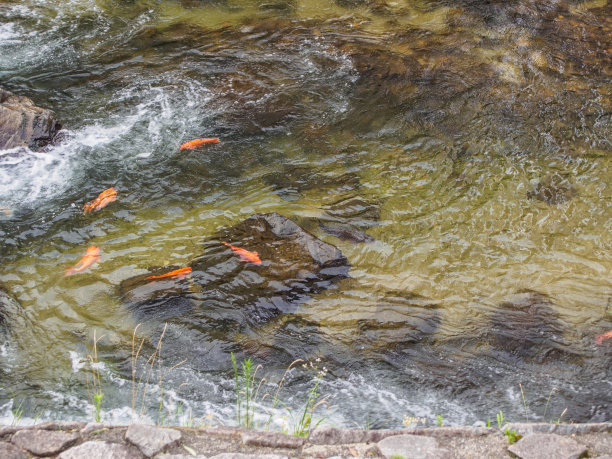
[0, 88, 62, 150]
[0, 286, 26, 339]
[120, 213, 350, 325]
[488, 290, 570, 362]
[262, 165, 361, 201]
[319, 221, 375, 244]
[527, 173, 578, 205]
[355, 292, 441, 352]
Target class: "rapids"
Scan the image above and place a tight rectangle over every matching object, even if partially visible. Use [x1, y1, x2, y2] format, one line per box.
[0, 0, 610, 428]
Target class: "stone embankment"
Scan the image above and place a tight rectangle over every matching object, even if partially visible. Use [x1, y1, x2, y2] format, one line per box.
[0, 422, 610, 459]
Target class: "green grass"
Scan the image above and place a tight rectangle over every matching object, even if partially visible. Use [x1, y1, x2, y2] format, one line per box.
[231, 355, 330, 436]
[10, 398, 25, 425]
[496, 410, 505, 429]
[231, 353, 261, 429]
[86, 330, 104, 423]
[436, 415, 444, 427]
[504, 427, 521, 444]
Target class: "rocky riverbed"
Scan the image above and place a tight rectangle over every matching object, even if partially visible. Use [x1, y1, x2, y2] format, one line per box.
[1, 422, 611, 458]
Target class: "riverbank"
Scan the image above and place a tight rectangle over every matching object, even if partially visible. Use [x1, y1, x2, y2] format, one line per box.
[1, 422, 610, 458]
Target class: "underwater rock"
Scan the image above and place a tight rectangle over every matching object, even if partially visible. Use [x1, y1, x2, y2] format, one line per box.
[319, 221, 375, 244]
[325, 196, 381, 223]
[0, 88, 62, 150]
[527, 173, 578, 205]
[355, 293, 441, 352]
[120, 213, 350, 325]
[262, 165, 361, 200]
[0, 286, 25, 338]
[488, 290, 569, 362]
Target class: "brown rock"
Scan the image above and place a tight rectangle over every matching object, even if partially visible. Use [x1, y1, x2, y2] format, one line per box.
[0, 88, 62, 150]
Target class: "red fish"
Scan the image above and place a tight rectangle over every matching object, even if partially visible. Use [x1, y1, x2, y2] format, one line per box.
[179, 138, 220, 150]
[145, 267, 192, 281]
[222, 241, 262, 265]
[595, 329, 612, 345]
[84, 187, 117, 214]
[65, 246, 100, 276]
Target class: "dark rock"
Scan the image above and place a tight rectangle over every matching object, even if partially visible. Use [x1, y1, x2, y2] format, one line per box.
[507, 433, 587, 459]
[377, 434, 450, 459]
[356, 293, 441, 351]
[57, 440, 141, 459]
[11, 429, 80, 456]
[125, 424, 181, 457]
[262, 166, 361, 201]
[527, 173, 578, 205]
[324, 196, 381, 226]
[120, 213, 349, 344]
[0, 441, 27, 459]
[319, 221, 375, 244]
[0, 88, 62, 150]
[0, 286, 24, 337]
[488, 291, 569, 362]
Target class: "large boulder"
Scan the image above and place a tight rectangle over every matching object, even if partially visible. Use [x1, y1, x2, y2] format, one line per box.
[120, 213, 350, 325]
[0, 88, 62, 150]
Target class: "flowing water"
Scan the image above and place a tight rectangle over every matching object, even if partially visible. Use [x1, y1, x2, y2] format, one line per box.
[0, 0, 610, 428]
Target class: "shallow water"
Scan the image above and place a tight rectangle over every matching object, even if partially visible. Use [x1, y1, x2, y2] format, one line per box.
[0, 0, 610, 428]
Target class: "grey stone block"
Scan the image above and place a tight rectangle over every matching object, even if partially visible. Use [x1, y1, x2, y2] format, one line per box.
[504, 423, 612, 436]
[11, 428, 80, 456]
[36, 421, 86, 430]
[309, 427, 398, 445]
[507, 433, 588, 459]
[154, 455, 207, 459]
[58, 440, 141, 459]
[126, 424, 181, 457]
[241, 431, 305, 449]
[209, 454, 288, 459]
[81, 422, 110, 435]
[377, 434, 450, 459]
[302, 442, 383, 458]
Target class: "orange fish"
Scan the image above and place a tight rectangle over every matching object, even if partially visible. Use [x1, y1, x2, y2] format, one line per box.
[84, 187, 117, 214]
[145, 267, 192, 281]
[222, 241, 262, 265]
[595, 329, 612, 345]
[65, 246, 100, 276]
[179, 138, 220, 150]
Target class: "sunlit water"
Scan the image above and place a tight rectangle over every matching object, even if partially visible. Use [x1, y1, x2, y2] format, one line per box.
[0, 0, 610, 428]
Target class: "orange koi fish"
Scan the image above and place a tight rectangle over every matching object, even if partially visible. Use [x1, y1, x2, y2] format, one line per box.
[222, 241, 262, 265]
[145, 267, 192, 281]
[65, 246, 100, 276]
[595, 329, 612, 345]
[179, 138, 220, 150]
[84, 187, 117, 214]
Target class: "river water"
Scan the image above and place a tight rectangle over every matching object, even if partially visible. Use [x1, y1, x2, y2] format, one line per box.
[0, 0, 610, 428]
